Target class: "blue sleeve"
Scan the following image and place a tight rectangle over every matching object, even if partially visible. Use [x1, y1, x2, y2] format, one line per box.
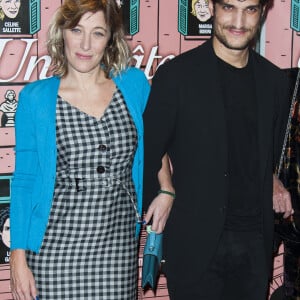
[10, 85, 38, 250]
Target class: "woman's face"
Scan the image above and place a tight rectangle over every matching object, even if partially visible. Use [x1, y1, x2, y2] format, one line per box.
[63, 10, 111, 76]
[0, 218, 10, 248]
[0, 0, 21, 19]
[194, 0, 211, 22]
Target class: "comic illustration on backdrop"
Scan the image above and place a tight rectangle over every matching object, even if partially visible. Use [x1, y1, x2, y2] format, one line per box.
[0, 90, 17, 127]
[117, 0, 139, 36]
[0, 0, 40, 35]
[178, 0, 213, 38]
[0, 204, 10, 264]
[187, 0, 213, 36]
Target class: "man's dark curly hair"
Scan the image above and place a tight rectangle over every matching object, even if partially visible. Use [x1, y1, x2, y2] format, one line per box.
[211, 0, 271, 7]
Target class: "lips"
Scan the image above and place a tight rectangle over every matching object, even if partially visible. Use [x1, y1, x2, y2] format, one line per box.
[226, 26, 249, 36]
[8, 10, 18, 15]
[230, 29, 246, 35]
[76, 53, 92, 60]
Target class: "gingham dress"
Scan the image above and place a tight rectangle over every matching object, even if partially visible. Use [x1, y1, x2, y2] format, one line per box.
[26, 89, 138, 300]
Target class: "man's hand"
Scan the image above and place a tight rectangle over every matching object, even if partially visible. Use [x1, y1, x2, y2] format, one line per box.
[273, 174, 294, 218]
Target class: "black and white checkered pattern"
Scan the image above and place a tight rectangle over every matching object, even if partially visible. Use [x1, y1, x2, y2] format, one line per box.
[26, 89, 138, 299]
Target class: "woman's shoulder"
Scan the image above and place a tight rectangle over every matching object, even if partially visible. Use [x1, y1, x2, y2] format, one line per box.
[114, 67, 149, 94]
[114, 67, 150, 110]
[115, 67, 147, 82]
[21, 76, 60, 94]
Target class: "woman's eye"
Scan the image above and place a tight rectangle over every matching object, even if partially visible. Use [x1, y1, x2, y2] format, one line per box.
[94, 31, 105, 37]
[70, 28, 81, 33]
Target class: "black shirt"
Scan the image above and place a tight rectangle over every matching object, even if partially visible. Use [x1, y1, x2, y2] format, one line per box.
[217, 54, 262, 231]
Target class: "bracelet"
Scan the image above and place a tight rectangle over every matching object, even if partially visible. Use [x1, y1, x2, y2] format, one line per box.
[158, 189, 176, 199]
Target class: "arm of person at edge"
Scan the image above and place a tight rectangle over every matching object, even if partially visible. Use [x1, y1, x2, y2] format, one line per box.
[144, 154, 174, 234]
[10, 249, 38, 300]
[273, 174, 294, 219]
[272, 65, 294, 220]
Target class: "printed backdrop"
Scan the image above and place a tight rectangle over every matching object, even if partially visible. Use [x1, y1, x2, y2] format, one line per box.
[0, 0, 299, 299]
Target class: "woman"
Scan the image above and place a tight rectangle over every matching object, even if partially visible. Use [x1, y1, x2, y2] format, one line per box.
[0, 0, 21, 20]
[10, 0, 150, 299]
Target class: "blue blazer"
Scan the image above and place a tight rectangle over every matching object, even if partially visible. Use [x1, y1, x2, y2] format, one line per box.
[11, 67, 150, 253]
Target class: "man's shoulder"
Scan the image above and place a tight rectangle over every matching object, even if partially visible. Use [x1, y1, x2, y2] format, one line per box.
[251, 49, 285, 75]
[157, 40, 212, 74]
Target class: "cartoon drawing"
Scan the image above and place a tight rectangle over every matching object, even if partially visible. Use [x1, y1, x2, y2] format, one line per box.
[191, 0, 211, 23]
[0, 206, 10, 264]
[0, 0, 30, 34]
[188, 0, 213, 36]
[116, 0, 139, 36]
[178, 0, 213, 38]
[0, 0, 21, 20]
[0, 90, 17, 127]
[120, 0, 131, 35]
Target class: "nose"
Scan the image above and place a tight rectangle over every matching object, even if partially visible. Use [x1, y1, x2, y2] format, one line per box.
[80, 33, 91, 51]
[232, 9, 245, 29]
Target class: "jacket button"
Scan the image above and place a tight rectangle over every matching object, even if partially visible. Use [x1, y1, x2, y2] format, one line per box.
[97, 166, 105, 173]
[224, 172, 228, 177]
[98, 144, 107, 151]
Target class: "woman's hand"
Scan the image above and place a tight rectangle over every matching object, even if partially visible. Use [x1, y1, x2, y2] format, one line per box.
[10, 249, 38, 300]
[144, 193, 174, 234]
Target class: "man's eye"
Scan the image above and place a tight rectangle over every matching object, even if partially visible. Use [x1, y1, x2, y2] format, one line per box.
[247, 7, 259, 14]
[222, 5, 233, 11]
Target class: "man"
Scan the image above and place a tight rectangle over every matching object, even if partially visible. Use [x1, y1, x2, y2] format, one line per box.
[143, 0, 293, 299]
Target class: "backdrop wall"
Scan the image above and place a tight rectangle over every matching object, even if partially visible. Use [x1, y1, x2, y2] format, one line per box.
[0, 1, 299, 299]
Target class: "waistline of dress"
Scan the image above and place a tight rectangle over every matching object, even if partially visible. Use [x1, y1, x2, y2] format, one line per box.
[55, 175, 142, 223]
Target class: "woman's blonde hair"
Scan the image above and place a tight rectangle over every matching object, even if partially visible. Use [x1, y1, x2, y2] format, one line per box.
[0, 6, 4, 21]
[47, 0, 131, 78]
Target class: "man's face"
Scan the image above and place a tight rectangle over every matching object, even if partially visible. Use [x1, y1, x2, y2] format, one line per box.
[213, 0, 263, 51]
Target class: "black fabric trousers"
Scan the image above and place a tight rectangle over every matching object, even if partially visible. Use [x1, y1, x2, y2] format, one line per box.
[167, 230, 269, 300]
